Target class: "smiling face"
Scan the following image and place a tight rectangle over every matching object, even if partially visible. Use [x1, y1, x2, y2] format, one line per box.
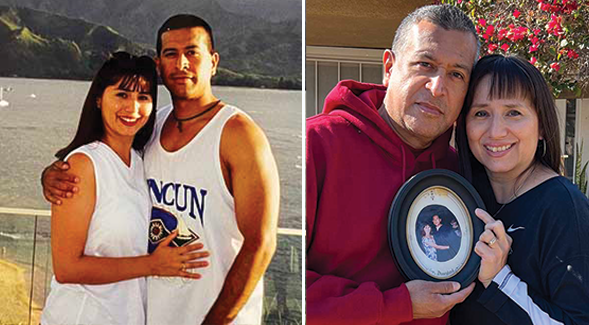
[432, 215, 441, 227]
[383, 20, 477, 149]
[423, 224, 432, 236]
[466, 75, 540, 180]
[156, 27, 218, 101]
[99, 78, 153, 144]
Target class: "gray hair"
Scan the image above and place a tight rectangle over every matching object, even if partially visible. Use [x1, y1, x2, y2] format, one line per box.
[392, 4, 480, 61]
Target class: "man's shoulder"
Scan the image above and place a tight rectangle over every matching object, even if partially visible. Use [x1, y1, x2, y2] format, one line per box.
[306, 113, 352, 135]
[221, 107, 270, 160]
[223, 106, 260, 136]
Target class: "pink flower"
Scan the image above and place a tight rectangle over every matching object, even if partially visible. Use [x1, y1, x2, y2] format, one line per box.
[479, 18, 487, 27]
[550, 62, 561, 72]
[510, 26, 528, 41]
[533, 28, 541, 35]
[513, 9, 521, 18]
[457, 0, 463, 3]
[498, 28, 508, 40]
[568, 49, 579, 59]
[539, 3, 551, 11]
[501, 43, 509, 52]
[546, 14, 563, 36]
[488, 43, 498, 53]
[486, 25, 495, 36]
[530, 57, 537, 65]
[529, 44, 540, 52]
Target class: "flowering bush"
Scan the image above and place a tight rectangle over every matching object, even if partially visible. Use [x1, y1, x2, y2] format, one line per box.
[435, 0, 589, 98]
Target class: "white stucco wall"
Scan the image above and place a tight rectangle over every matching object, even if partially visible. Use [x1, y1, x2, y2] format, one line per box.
[556, 99, 567, 156]
[576, 99, 589, 180]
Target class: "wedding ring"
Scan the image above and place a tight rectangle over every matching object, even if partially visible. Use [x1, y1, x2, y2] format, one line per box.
[181, 263, 186, 272]
[488, 237, 497, 247]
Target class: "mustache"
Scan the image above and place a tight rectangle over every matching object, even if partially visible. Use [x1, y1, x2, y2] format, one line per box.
[170, 73, 194, 79]
[417, 99, 445, 111]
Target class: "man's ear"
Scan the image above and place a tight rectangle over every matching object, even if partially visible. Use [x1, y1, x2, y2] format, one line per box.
[383, 49, 396, 87]
[211, 52, 219, 76]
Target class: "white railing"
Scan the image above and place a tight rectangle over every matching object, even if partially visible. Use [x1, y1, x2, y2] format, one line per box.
[0, 207, 302, 325]
[0, 207, 303, 236]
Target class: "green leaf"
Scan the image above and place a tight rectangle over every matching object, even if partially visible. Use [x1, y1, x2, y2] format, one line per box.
[575, 142, 583, 186]
[581, 160, 588, 195]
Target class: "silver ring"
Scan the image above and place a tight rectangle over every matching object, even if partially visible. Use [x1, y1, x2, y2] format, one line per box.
[488, 237, 497, 247]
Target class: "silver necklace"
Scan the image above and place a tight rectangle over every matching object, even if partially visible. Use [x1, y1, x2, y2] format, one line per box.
[492, 165, 537, 218]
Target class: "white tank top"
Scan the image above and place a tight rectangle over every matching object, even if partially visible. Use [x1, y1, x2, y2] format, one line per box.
[144, 104, 263, 325]
[41, 141, 150, 325]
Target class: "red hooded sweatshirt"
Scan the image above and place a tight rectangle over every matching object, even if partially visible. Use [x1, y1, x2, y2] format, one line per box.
[306, 80, 458, 325]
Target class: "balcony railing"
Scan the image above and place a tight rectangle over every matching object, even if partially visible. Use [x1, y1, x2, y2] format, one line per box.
[0, 207, 303, 325]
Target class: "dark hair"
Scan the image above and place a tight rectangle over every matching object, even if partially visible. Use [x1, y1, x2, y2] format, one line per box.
[456, 55, 562, 205]
[56, 52, 158, 160]
[392, 4, 480, 61]
[420, 222, 433, 237]
[156, 14, 215, 56]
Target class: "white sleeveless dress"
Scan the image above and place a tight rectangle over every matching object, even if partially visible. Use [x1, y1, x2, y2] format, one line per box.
[41, 141, 150, 325]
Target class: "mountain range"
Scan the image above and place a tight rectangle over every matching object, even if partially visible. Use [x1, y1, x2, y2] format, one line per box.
[0, 0, 301, 89]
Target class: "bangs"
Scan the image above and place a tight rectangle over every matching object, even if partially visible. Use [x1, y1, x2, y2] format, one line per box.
[117, 74, 152, 93]
[484, 60, 535, 103]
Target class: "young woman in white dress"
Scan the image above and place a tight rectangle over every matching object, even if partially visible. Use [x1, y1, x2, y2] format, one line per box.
[41, 52, 209, 325]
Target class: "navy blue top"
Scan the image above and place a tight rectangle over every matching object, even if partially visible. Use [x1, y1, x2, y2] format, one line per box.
[451, 176, 589, 325]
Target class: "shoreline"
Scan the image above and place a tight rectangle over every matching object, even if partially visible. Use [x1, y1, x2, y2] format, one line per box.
[0, 75, 303, 91]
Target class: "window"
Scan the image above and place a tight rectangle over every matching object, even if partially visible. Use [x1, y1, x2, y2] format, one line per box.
[306, 46, 384, 117]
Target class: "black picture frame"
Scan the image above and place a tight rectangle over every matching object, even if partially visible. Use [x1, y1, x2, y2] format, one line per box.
[388, 169, 486, 288]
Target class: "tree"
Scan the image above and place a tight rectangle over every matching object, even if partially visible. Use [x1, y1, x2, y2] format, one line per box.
[436, 0, 589, 97]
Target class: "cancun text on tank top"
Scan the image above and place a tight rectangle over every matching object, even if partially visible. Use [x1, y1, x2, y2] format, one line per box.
[144, 104, 263, 325]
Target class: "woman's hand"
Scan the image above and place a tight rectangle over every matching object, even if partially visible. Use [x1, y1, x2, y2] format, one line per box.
[474, 208, 513, 288]
[149, 230, 210, 279]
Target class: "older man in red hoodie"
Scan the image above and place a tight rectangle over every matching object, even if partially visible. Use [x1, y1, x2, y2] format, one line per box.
[306, 4, 480, 324]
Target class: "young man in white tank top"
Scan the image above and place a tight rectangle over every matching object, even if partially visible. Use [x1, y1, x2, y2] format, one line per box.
[147, 15, 279, 325]
[42, 14, 280, 325]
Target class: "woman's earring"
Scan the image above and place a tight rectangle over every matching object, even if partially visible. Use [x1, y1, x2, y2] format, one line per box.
[538, 138, 547, 158]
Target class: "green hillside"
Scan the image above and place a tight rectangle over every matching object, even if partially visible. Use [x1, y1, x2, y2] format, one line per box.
[0, 6, 301, 89]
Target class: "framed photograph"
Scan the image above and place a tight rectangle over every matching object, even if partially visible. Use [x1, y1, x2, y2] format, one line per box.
[388, 169, 486, 288]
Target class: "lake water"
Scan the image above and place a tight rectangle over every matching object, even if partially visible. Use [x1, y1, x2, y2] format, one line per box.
[0, 77, 302, 228]
[0, 77, 303, 324]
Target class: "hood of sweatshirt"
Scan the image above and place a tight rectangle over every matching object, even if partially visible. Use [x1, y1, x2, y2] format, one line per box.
[322, 79, 455, 181]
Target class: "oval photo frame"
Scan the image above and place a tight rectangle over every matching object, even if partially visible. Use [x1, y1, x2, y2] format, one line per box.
[388, 169, 486, 288]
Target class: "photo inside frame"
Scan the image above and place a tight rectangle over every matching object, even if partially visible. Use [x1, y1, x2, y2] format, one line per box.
[406, 186, 473, 279]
